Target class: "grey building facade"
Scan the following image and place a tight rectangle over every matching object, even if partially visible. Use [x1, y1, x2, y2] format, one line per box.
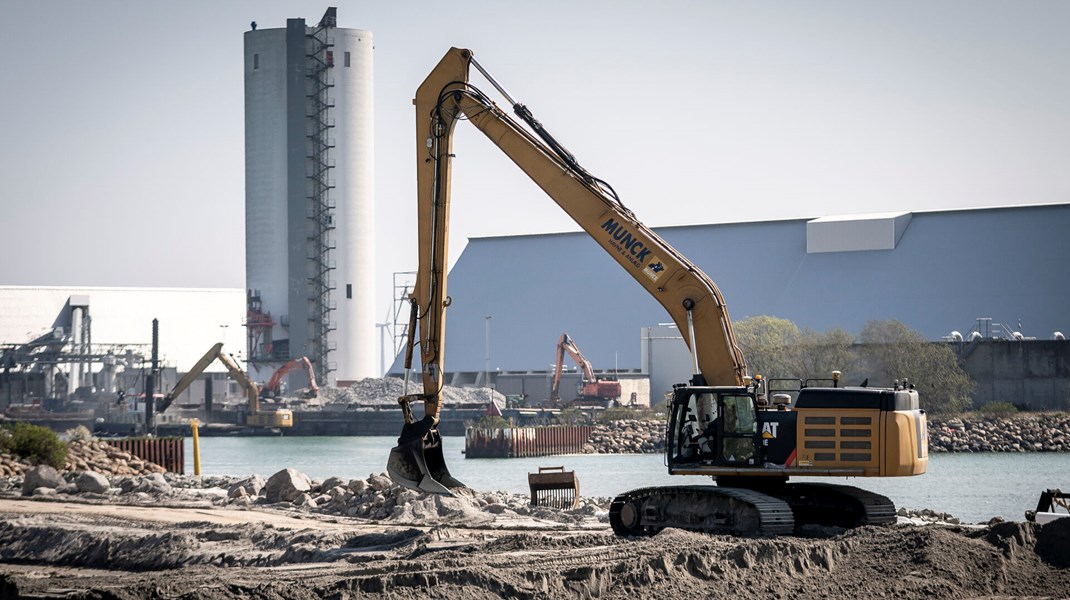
[390, 203, 1069, 399]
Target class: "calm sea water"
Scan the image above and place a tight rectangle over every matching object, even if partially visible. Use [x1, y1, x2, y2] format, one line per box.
[183, 436, 1070, 524]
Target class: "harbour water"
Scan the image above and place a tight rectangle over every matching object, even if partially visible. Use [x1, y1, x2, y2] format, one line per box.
[184, 436, 1070, 524]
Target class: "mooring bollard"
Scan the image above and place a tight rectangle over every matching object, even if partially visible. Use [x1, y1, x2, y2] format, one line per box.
[191, 418, 202, 476]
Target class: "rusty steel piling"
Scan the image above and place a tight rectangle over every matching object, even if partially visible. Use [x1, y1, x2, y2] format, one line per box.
[464, 425, 593, 458]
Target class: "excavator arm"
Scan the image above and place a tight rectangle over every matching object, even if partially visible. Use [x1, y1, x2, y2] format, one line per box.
[411, 48, 746, 390]
[158, 343, 226, 414]
[157, 343, 261, 421]
[262, 356, 319, 398]
[551, 333, 596, 401]
[389, 47, 748, 494]
[216, 350, 260, 414]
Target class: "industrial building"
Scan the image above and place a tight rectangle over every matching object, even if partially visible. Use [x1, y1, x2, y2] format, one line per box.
[244, 7, 375, 386]
[389, 202, 1070, 405]
[0, 286, 245, 416]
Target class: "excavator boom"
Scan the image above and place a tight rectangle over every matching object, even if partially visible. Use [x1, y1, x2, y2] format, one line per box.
[551, 333, 621, 403]
[263, 356, 320, 398]
[388, 47, 747, 494]
[157, 343, 291, 429]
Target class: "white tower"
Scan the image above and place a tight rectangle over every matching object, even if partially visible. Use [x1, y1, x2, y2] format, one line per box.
[244, 7, 375, 386]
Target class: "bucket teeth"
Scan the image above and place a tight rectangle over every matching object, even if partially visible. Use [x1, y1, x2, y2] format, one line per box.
[387, 427, 464, 495]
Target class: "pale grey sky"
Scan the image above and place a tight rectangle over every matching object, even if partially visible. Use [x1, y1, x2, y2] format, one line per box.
[2, 1, 1068, 324]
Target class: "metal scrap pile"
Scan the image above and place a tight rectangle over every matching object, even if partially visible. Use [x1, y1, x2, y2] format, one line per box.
[318, 377, 506, 409]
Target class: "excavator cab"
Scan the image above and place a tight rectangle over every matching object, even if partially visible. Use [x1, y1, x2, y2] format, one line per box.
[669, 386, 760, 468]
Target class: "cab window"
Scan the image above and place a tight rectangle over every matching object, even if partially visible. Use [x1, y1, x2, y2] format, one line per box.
[722, 395, 756, 434]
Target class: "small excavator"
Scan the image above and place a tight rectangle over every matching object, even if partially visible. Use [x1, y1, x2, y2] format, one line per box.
[388, 48, 928, 534]
[260, 356, 319, 400]
[550, 333, 621, 407]
[159, 343, 293, 429]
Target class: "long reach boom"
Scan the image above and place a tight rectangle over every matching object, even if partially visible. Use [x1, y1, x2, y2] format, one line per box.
[388, 47, 748, 494]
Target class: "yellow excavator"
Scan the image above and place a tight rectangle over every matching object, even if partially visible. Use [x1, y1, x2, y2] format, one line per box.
[388, 48, 928, 534]
[159, 343, 293, 429]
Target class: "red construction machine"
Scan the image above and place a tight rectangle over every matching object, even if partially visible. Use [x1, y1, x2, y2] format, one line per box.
[550, 333, 621, 406]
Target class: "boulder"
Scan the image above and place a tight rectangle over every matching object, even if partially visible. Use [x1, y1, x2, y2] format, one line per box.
[143, 473, 173, 494]
[21, 465, 65, 496]
[368, 474, 394, 491]
[121, 473, 173, 495]
[227, 474, 266, 499]
[76, 471, 110, 494]
[264, 468, 312, 503]
[321, 476, 347, 492]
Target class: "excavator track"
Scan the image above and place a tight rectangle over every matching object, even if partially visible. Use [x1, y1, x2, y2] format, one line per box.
[610, 483, 896, 537]
[609, 485, 795, 537]
[783, 482, 897, 528]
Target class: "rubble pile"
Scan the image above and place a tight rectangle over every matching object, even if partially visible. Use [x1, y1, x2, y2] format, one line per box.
[585, 419, 664, 454]
[928, 415, 1070, 453]
[224, 469, 610, 525]
[896, 507, 963, 525]
[64, 440, 168, 476]
[0, 452, 27, 478]
[1, 464, 609, 526]
[0, 440, 166, 478]
[319, 377, 506, 409]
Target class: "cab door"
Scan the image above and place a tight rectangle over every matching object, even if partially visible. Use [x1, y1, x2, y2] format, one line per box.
[719, 394, 759, 466]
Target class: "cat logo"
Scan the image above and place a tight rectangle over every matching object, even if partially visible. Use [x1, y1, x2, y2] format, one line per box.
[761, 422, 779, 439]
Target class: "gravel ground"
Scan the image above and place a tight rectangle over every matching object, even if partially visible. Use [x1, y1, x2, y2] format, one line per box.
[2, 467, 1070, 599]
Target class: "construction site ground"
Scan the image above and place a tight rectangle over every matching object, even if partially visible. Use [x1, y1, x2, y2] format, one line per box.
[3, 494, 1070, 599]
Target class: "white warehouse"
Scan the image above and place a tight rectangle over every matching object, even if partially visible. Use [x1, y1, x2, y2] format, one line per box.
[244, 7, 375, 386]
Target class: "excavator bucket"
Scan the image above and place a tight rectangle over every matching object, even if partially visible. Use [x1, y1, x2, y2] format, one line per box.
[528, 466, 580, 509]
[387, 418, 465, 495]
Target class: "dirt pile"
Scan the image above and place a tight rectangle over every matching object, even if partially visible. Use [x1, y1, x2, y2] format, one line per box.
[2, 503, 1069, 599]
[318, 377, 506, 408]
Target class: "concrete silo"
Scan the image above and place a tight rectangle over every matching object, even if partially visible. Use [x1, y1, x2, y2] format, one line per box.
[244, 7, 374, 387]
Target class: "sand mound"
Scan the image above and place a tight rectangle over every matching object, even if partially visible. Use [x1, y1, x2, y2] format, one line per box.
[3, 499, 1070, 599]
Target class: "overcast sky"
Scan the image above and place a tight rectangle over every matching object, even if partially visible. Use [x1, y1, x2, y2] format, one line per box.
[2, 1, 1067, 325]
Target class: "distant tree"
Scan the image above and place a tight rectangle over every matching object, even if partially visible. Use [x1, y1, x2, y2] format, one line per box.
[0, 422, 68, 470]
[795, 327, 859, 384]
[733, 316, 801, 378]
[857, 320, 973, 414]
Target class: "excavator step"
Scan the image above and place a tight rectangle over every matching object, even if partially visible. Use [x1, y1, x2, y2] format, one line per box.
[609, 485, 795, 537]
